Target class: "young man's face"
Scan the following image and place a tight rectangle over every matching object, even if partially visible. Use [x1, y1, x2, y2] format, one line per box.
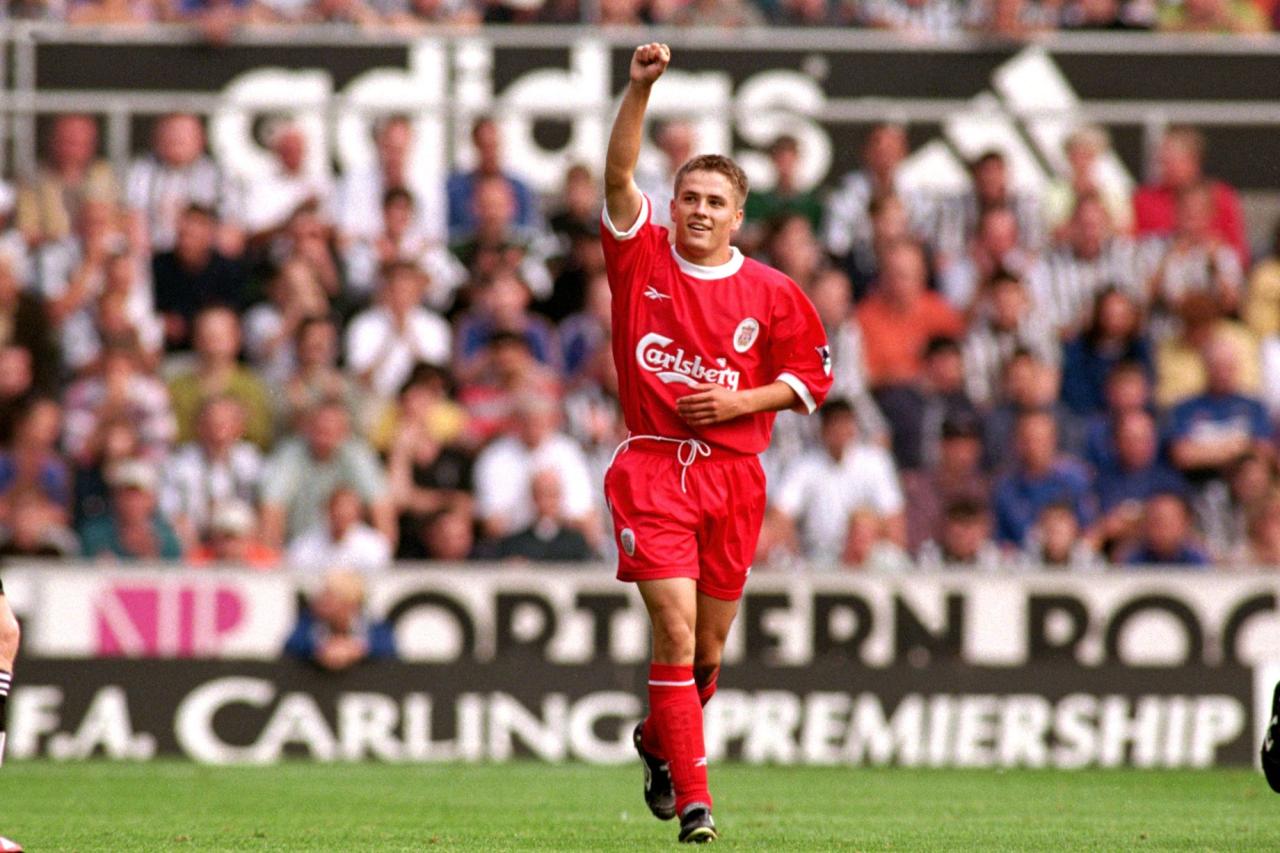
[670, 170, 743, 262]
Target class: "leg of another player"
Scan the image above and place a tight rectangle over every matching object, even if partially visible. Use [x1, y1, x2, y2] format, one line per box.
[0, 594, 17, 767]
[637, 578, 715, 823]
[0, 592, 22, 853]
[693, 594, 740, 708]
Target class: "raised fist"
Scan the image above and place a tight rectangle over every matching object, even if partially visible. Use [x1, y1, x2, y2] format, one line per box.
[630, 43, 671, 86]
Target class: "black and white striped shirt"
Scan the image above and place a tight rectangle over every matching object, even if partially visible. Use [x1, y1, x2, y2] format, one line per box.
[126, 154, 235, 252]
[1026, 237, 1152, 337]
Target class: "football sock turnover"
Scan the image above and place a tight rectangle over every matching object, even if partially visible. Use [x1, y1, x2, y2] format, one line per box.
[0, 669, 10, 767]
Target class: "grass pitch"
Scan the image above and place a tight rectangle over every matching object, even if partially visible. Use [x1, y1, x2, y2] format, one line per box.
[0, 761, 1277, 850]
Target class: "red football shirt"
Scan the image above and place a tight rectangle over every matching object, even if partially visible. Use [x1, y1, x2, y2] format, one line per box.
[601, 194, 832, 456]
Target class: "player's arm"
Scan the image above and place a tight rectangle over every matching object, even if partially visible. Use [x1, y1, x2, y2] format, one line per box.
[604, 43, 670, 232]
[675, 380, 799, 426]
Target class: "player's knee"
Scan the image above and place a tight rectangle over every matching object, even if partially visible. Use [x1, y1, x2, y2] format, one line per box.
[650, 611, 695, 663]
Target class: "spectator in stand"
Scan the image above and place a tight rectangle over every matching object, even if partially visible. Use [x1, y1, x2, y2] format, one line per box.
[1133, 125, 1248, 269]
[0, 488, 78, 558]
[0, 399, 71, 523]
[1235, 490, 1280, 568]
[770, 0, 850, 24]
[1124, 492, 1210, 568]
[670, 0, 764, 25]
[458, 331, 560, 446]
[634, 119, 696, 230]
[342, 187, 466, 313]
[937, 149, 1045, 263]
[1246, 219, 1280, 421]
[344, 261, 451, 400]
[335, 115, 446, 246]
[859, 0, 967, 39]
[239, 121, 333, 241]
[446, 116, 539, 241]
[558, 272, 612, 384]
[876, 335, 980, 472]
[0, 186, 31, 291]
[857, 239, 965, 390]
[845, 193, 921, 299]
[902, 410, 991, 554]
[993, 409, 1095, 547]
[370, 361, 468, 453]
[449, 174, 554, 300]
[742, 135, 824, 245]
[1167, 333, 1273, 485]
[1156, 294, 1258, 409]
[303, 0, 382, 24]
[967, 0, 1058, 38]
[839, 509, 912, 572]
[763, 213, 825, 291]
[243, 258, 330, 389]
[383, 367, 473, 547]
[284, 569, 396, 670]
[185, 499, 280, 570]
[917, 497, 1007, 571]
[1043, 126, 1133, 242]
[79, 458, 183, 560]
[824, 123, 926, 267]
[167, 306, 273, 449]
[1081, 359, 1152, 473]
[1196, 450, 1277, 562]
[0, 253, 58, 394]
[805, 268, 884, 431]
[70, 416, 142, 529]
[281, 315, 368, 436]
[940, 206, 1037, 315]
[1060, 286, 1154, 418]
[260, 397, 393, 548]
[547, 163, 602, 246]
[266, 200, 343, 301]
[161, 394, 263, 551]
[773, 398, 906, 565]
[1093, 408, 1187, 558]
[405, 506, 480, 561]
[125, 113, 240, 256]
[984, 349, 1078, 465]
[492, 470, 596, 562]
[62, 252, 164, 378]
[538, 222, 605, 323]
[287, 486, 392, 574]
[454, 268, 558, 380]
[1028, 193, 1149, 339]
[1146, 182, 1244, 333]
[0, 347, 37, 446]
[152, 204, 248, 351]
[1158, 0, 1266, 31]
[375, 0, 482, 25]
[472, 395, 596, 546]
[68, 0, 160, 24]
[1060, 0, 1155, 27]
[962, 272, 1058, 409]
[17, 113, 119, 247]
[63, 344, 176, 465]
[1021, 502, 1103, 571]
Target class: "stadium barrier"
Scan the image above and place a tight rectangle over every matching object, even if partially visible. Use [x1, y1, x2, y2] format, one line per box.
[6, 565, 1279, 768]
[4, 27, 1280, 212]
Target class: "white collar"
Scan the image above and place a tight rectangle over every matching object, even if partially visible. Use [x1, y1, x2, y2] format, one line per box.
[670, 244, 745, 280]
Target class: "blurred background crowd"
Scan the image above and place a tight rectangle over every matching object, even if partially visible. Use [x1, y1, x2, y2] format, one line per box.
[0, 94, 1278, 574]
[4, 0, 1280, 35]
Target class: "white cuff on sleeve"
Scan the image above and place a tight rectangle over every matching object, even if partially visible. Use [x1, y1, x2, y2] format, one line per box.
[777, 372, 818, 415]
[601, 194, 650, 241]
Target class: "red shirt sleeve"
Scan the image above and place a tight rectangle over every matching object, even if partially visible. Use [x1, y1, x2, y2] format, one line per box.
[1212, 181, 1249, 268]
[768, 278, 834, 415]
[600, 194, 661, 303]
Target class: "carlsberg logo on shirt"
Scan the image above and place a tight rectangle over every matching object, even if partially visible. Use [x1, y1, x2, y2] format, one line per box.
[636, 333, 741, 391]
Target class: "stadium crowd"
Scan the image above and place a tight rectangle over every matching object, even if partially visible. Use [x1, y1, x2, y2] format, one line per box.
[0, 107, 1277, 574]
[5, 0, 1280, 34]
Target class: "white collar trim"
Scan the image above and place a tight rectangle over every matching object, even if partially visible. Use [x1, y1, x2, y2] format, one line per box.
[671, 244, 744, 280]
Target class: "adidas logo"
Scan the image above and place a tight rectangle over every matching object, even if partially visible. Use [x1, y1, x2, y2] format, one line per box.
[895, 46, 1135, 202]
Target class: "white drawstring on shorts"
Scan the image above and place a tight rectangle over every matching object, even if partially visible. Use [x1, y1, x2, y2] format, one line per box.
[609, 434, 711, 493]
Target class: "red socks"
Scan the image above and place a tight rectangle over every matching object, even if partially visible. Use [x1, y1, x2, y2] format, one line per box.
[697, 667, 719, 707]
[642, 665, 720, 755]
[645, 662, 711, 814]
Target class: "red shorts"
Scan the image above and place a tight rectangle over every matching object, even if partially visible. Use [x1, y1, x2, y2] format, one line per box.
[604, 440, 766, 601]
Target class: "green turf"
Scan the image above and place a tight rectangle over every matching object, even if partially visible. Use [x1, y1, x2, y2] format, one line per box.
[0, 761, 1277, 850]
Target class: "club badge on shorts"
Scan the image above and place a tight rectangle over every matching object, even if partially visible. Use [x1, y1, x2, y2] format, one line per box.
[620, 527, 636, 556]
[733, 317, 759, 353]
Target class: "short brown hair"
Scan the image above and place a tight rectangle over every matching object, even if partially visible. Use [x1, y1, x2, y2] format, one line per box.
[673, 154, 749, 208]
